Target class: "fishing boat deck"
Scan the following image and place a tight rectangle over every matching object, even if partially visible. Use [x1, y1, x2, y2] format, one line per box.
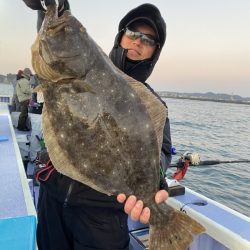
[175, 189, 250, 241]
[168, 188, 250, 249]
[0, 104, 36, 250]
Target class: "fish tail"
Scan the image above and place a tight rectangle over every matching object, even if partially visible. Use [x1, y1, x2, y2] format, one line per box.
[149, 203, 205, 250]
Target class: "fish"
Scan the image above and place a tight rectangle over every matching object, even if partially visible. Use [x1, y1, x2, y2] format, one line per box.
[31, 4, 205, 250]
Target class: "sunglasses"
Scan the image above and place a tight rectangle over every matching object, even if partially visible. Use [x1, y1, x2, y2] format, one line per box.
[124, 27, 159, 47]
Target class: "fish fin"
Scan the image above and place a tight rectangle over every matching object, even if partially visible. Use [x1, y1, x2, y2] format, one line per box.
[149, 203, 205, 250]
[121, 72, 167, 157]
[42, 105, 111, 195]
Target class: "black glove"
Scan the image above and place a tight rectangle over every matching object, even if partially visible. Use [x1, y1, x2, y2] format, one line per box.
[159, 172, 169, 192]
[22, 0, 65, 11]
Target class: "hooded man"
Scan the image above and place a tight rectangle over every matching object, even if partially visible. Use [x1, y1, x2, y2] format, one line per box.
[110, 3, 166, 83]
[22, 1, 171, 249]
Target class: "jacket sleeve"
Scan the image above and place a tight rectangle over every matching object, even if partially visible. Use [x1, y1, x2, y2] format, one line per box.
[23, 82, 32, 96]
[22, 0, 53, 31]
[160, 117, 172, 173]
[20, 79, 32, 96]
[159, 117, 172, 191]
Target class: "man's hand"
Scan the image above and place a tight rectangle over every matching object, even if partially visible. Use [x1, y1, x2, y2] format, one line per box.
[117, 190, 168, 224]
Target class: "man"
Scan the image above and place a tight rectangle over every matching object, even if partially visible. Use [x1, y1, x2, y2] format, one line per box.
[23, 1, 171, 249]
[11, 70, 23, 112]
[16, 67, 32, 131]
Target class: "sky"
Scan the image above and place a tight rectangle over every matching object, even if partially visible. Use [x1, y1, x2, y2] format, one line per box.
[0, 0, 250, 97]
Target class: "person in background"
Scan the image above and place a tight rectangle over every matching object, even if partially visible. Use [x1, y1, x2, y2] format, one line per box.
[30, 74, 44, 114]
[11, 70, 23, 112]
[16, 67, 32, 131]
[23, 1, 171, 249]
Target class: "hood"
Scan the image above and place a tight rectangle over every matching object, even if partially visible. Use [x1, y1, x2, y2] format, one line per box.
[119, 3, 166, 48]
[109, 4, 166, 82]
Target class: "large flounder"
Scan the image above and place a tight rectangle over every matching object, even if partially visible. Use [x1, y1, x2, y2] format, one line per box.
[32, 5, 204, 250]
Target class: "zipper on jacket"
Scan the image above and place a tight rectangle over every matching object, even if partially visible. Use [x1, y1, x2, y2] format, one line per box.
[63, 181, 74, 207]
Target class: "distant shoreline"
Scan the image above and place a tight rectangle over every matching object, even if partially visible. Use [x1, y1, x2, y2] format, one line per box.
[159, 95, 250, 105]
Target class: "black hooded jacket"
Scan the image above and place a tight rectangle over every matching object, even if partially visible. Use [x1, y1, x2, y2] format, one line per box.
[23, 0, 171, 207]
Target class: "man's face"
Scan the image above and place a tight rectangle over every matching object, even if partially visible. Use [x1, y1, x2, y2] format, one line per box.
[120, 23, 157, 61]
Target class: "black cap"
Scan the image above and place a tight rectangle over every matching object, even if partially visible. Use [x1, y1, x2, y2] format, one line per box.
[119, 4, 166, 47]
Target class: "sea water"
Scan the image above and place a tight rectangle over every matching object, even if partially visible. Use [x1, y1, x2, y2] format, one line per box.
[164, 98, 250, 217]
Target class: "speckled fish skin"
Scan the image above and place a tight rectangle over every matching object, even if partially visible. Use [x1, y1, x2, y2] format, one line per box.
[31, 5, 205, 250]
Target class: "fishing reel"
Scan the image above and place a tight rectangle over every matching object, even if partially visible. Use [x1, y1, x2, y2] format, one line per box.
[182, 152, 201, 166]
[171, 147, 200, 166]
[172, 152, 200, 180]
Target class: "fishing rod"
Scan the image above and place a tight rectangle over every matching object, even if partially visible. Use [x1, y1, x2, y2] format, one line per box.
[168, 151, 250, 180]
[169, 150, 250, 168]
[169, 158, 250, 168]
